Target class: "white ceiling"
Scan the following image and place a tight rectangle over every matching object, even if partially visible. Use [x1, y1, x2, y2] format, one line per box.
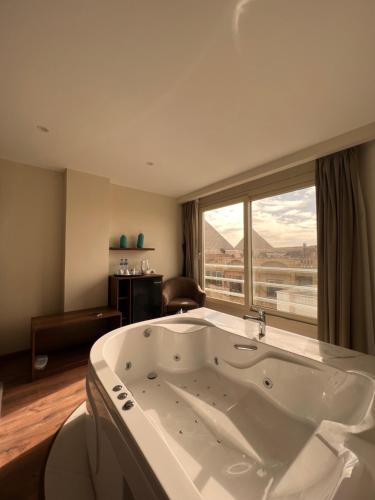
[0, 0, 375, 197]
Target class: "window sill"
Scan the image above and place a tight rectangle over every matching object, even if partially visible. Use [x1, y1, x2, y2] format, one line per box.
[205, 297, 318, 339]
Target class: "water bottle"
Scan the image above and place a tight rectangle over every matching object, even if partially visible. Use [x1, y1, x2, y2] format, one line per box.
[119, 258, 124, 275]
[124, 259, 129, 275]
[141, 259, 146, 274]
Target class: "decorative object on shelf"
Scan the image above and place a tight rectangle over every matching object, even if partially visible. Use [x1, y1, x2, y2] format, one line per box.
[119, 234, 127, 248]
[140, 259, 150, 274]
[137, 233, 144, 248]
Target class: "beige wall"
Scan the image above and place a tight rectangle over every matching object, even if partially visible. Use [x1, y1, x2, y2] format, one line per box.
[0, 164, 182, 355]
[5, 146, 374, 355]
[2, 144, 375, 356]
[64, 169, 110, 311]
[0, 159, 65, 355]
[109, 184, 182, 279]
[359, 141, 375, 318]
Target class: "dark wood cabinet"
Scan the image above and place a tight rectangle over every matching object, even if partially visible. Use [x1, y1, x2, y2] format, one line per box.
[30, 307, 121, 380]
[109, 274, 163, 326]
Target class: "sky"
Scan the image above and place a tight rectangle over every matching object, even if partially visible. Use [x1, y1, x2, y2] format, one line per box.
[204, 186, 317, 248]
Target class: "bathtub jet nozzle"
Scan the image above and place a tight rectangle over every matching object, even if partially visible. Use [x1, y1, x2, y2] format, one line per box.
[122, 400, 134, 411]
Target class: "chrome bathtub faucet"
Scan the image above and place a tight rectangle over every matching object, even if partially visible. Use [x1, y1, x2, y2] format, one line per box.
[243, 309, 266, 339]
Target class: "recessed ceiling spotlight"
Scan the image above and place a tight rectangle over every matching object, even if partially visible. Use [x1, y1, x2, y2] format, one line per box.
[146, 161, 155, 167]
[36, 125, 49, 133]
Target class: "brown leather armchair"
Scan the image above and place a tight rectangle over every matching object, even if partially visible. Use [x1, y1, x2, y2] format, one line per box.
[162, 277, 206, 315]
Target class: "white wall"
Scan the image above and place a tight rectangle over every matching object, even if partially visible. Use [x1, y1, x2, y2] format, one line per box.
[64, 169, 110, 311]
[0, 159, 65, 355]
[109, 184, 182, 279]
[359, 141, 375, 318]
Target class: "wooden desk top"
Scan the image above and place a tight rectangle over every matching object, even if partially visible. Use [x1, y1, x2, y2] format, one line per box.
[31, 306, 121, 330]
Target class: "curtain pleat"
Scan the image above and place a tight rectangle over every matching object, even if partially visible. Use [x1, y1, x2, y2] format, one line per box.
[316, 147, 375, 354]
[182, 200, 199, 281]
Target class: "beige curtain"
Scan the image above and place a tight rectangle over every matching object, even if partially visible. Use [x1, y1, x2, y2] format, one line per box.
[182, 200, 199, 281]
[316, 147, 375, 354]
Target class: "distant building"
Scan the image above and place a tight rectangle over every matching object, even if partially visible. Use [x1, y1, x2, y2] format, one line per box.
[203, 220, 317, 318]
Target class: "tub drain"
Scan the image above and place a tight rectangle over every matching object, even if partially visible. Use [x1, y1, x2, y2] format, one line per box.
[147, 372, 158, 380]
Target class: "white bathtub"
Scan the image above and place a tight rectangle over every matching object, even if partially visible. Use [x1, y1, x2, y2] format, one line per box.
[86, 309, 375, 500]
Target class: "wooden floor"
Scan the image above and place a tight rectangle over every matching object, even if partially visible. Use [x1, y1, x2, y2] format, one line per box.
[0, 352, 87, 500]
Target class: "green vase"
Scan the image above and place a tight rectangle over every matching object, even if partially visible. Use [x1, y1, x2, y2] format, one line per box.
[137, 233, 144, 248]
[119, 234, 127, 248]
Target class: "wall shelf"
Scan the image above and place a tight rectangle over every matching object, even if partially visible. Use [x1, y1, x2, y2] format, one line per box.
[109, 247, 155, 251]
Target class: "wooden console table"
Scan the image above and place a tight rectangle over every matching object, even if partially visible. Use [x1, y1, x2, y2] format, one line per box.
[30, 307, 121, 380]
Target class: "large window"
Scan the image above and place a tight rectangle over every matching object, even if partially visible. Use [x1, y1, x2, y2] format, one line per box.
[201, 185, 317, 321]
[203, 202, 245, 305]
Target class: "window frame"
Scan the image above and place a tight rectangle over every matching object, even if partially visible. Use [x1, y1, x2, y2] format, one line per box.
[198, 169, 317, 326]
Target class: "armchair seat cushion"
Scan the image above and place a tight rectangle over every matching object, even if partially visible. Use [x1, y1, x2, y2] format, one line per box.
[167, 297, 199, 310]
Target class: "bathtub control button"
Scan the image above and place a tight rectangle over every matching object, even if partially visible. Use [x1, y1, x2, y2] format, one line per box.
[112, 385, 122, 392]
[123, 400, 134, 411]
[117, 392, 128, 400]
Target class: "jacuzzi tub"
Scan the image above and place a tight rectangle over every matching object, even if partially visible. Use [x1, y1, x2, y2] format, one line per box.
[86, 309, 375, 500]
